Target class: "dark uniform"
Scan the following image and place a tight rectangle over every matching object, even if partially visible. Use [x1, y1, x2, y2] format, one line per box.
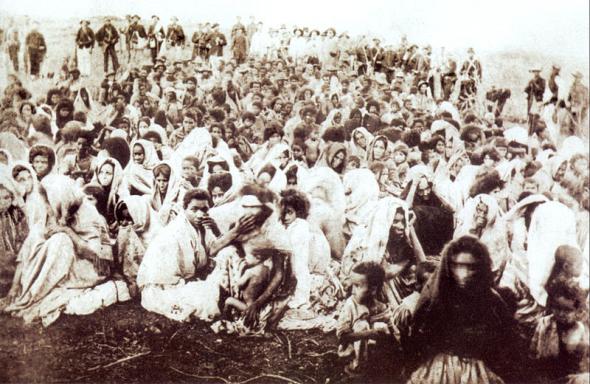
[96, 22, 120, 73]
[524, 72, 546, 134]
[25, 29, 46, 76]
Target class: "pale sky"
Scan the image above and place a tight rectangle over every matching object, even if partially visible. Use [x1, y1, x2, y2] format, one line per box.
[1, 0, 588, 60]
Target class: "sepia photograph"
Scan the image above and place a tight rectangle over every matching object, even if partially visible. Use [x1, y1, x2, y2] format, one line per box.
[0, 0, 588, 382]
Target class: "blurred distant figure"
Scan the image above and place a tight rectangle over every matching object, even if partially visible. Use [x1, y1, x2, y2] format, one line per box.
[568, 71, 589, 128]
[231, 27, 248, 65]
[165, 17, 185, 62]
[525, 68, 546, 134]
[208, 24, 227, 58]
[24, 22, 46, 78]
[125, 15, 147, 64]
[75, 20, 95, 77]
[6, 22, 20, 72]
[96, 18, 120, 73]
[147, 15, 165, 64]
[458, 47, 482, 110]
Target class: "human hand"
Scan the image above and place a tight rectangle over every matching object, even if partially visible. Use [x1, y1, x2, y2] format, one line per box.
[243, 302, 260, 327]
[235, 214, 257, 235]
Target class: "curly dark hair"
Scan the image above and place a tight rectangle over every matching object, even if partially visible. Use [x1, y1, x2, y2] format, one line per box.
[352, 261, 385, 292]
[280, 188, 310, 220]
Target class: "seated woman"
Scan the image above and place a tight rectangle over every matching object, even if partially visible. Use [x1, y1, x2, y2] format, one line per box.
[11, 161, 46, 232]
[255, 163, 287, 194]
[208, 172, 234, 207]
[454, 194, 509, 280]
[3, 175, 117, 326]
[115, 196, 163, 296]
[348, 127, 374, 167]
[0, 174, 29, 298]
[342, 169, 380, 240]
[150, 162, 181, 225]
[137, 188, 255, 322]
[28, 144, 56, 181]
[366, 135, 391, 166]
[91, 157, 128, 230]
[124, 139, 160, 196]
[406, 236, 522, 384]
[315, 142, 347, 176]
[341, 196, 426, 307]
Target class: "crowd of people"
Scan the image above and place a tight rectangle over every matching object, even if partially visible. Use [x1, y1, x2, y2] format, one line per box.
[0, 14, 589, 383]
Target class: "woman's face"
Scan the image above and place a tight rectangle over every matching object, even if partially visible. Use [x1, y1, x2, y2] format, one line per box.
[138, 120, 149, 130]
[22, 104, 33, 117]
[483, 154, 495, 168]
[282, 206, 297, 226]
[59, 108, 70, 117]
[449, 251, 478, 289]
[435, 140, 445, 154]
[155, 173, 169, 195]
[211, 186, 225, 205]
[133, 144, 145, 165]
[16, 170, 33, 195]
[331, 150, 345, 170]
[393, 151, 406, 164]
[182, 160, 198, 179]
[373, 140, 386, 160]
[98, 163, 115, 187]
[390, 211, 405, 236]
[32, 155, 50, 176]
[268, 133, 281, 146]
[354, 132, 366, 149]
[0, 187, 12, 212]
[278, 152, 289, 167]
[256, 172, 272, 187]
[211, 126, 223, 139]
[211, 164, 225, 175]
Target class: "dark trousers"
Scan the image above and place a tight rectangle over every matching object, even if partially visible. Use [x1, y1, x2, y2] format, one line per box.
[8, 45, 19, 71]
[104, 44, 119, 73]
[28, 48, 42, 75]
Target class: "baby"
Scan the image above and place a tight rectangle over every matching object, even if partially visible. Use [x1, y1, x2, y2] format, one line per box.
[223, 249, 271, 316]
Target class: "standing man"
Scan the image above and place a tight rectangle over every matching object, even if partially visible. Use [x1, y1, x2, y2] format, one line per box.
[524, 68, 546, 135]
[126, 15, 147, 64]
[568, 71, 589, 129]
[24, 22, 46, 79]
[75, 20, 95, 77]
[96, 18, 120, 74]
[208, 24, 227, 58]
[231, 27, 248, 65]
[458, 47, 482, 109]
[166, 17, 185, 62]
[147, 15, 165, 64]
[6, 21, 20, 73]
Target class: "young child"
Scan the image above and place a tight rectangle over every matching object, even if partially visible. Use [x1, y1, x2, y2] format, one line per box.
[336, 261, 393, 375]
[0, 181, 28, 298]
[531, 277, 589, 382]
[545, 245, 584, 294]
[223, 249, 271, 317]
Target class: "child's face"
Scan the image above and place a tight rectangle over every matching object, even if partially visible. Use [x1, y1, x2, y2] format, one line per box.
[394, 151, 406, 164]
[351, 272, 373, 304]
[552, 295, 577, 325]
[0, 187, 13, 212]
[182, 160, 198, 179]
[16, 170, 33, 195]
[32, 155, 50, 176]
[523, 180, 538, 194]
[133, 144, 145, 165]
[282, 206, 297, 226]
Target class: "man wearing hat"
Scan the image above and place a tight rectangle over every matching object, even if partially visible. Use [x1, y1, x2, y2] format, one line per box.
[147, 15, 165, 64]
[458, 47, 482, 110]
[75, 20, 95, 77]
[208, 24, 227, 58]
[166, 17, 186, 62]
[568, 71, 589, 128]
[24, 21, 47, 78]
[231, 26, 248, 65]
[125, 15, 147, 64]
[96, 18, 120, 73]
[524, 68, 546, 134]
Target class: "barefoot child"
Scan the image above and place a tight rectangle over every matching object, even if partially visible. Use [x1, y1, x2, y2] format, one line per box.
[224, 249, 271, 316]
[336, 261, 393, 375]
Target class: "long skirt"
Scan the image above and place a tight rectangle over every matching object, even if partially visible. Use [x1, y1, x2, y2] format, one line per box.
[77, 47, 92, 77]
[407, 353, 505, 384]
